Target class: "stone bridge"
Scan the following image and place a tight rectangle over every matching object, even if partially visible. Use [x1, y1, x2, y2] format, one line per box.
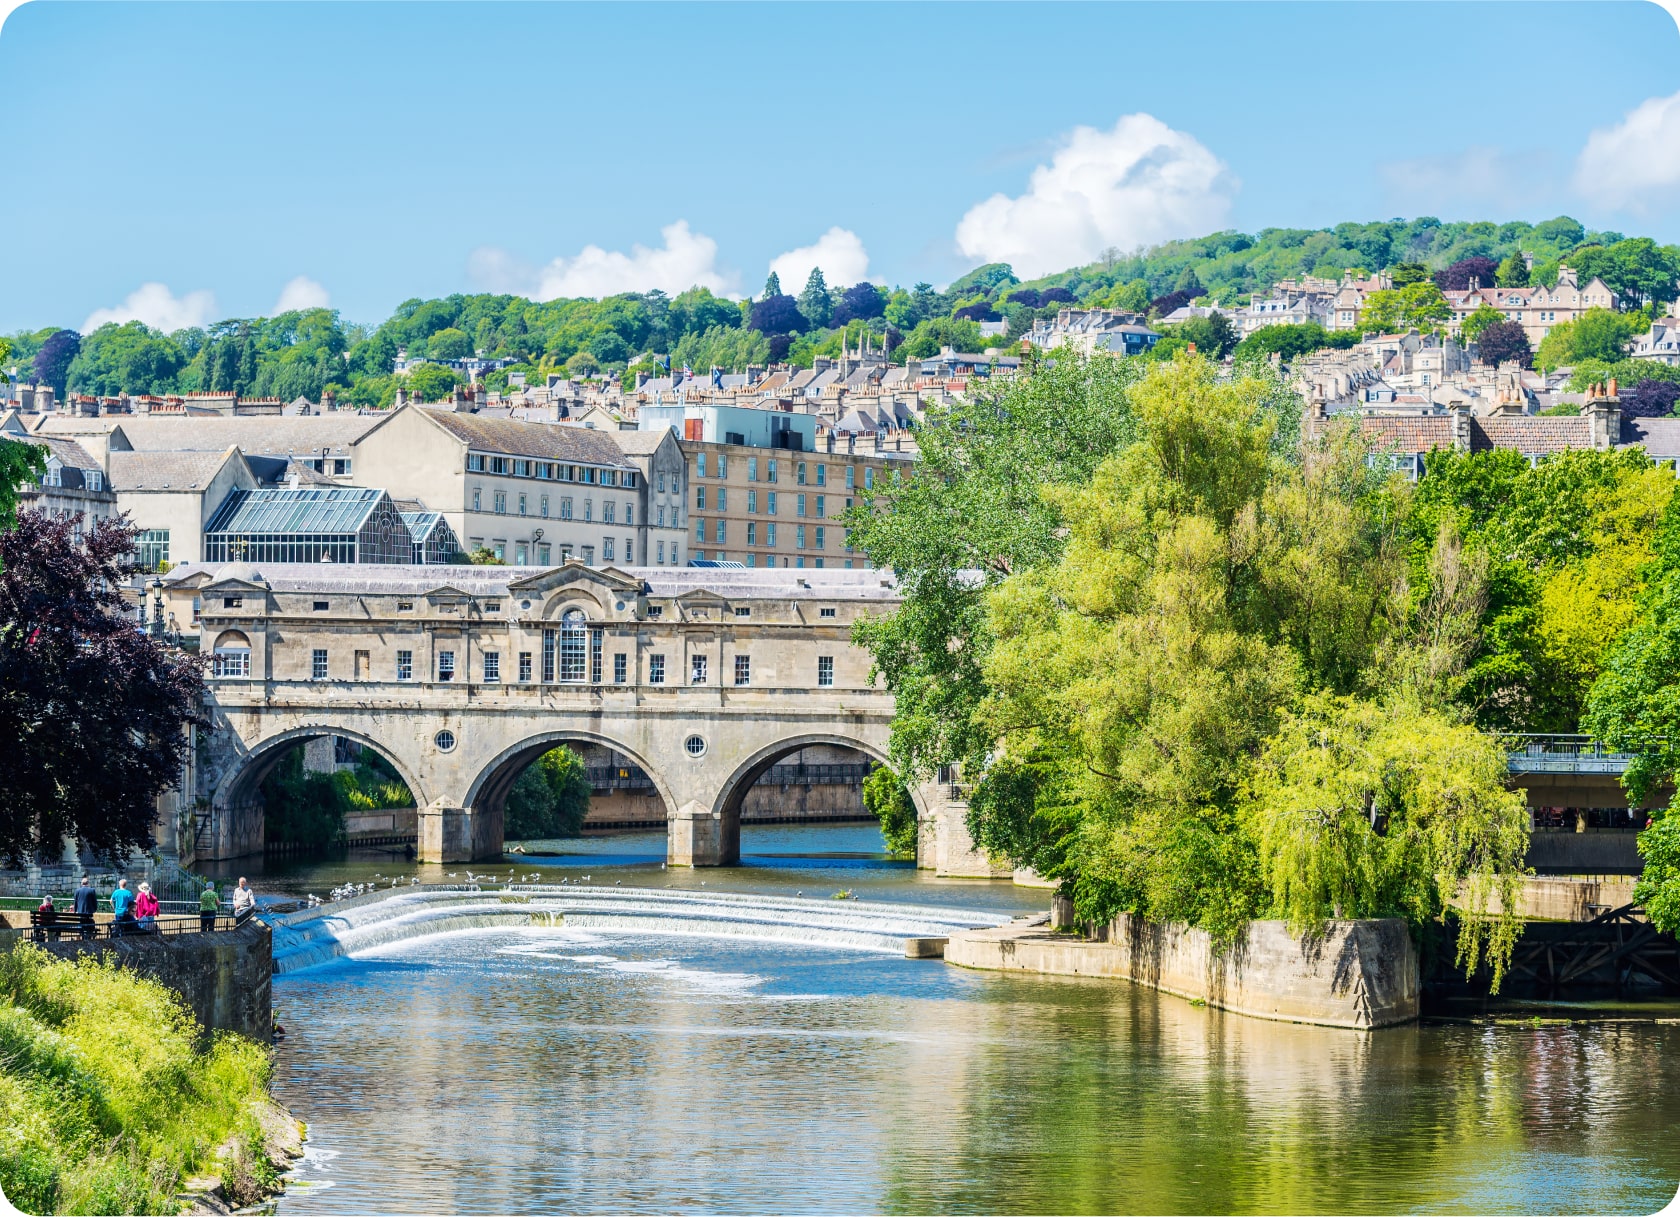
[165, 560, 1001, 875]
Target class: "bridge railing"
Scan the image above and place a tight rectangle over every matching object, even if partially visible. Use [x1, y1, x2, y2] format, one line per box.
[1506, 734, 1645, 775]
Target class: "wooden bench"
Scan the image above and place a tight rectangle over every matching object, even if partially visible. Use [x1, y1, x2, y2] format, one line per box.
[29, 909, 95, 941]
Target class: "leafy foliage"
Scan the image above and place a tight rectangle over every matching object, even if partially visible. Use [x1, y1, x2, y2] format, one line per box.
[503, 746, 591, 840]
[0, 944, 275, 1215]
[862, 766, 919, 856]
[0, 512, 204, 865]
[1475, 320, 1532, 368]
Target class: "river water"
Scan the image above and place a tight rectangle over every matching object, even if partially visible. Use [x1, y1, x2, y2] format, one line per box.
[254, 824, 1680, 1215]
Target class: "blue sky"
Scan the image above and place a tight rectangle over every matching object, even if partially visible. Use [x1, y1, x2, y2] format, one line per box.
[3, 1, 1679, 332]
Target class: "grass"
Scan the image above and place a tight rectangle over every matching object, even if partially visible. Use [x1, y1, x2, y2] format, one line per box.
[0, 944, 273, 1214]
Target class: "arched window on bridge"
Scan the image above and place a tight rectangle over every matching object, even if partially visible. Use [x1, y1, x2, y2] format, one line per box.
[555, 608, 588, 682]
[212, 630, 251, 678]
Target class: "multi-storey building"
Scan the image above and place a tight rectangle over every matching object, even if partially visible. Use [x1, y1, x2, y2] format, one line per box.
[1442, 266, 1618, 346]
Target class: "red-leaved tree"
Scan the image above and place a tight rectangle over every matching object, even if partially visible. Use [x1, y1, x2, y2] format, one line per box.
[0, 512, 205, 864]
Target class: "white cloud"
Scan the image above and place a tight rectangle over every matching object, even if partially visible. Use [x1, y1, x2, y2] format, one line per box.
[768, 227, 871, 292]
[467, 220, 737, 300]
[82, 282, 217, 333]
[954, 113, 1235, 279]
[273, 275, 330, 313]
[1575, 89, 1680, 211]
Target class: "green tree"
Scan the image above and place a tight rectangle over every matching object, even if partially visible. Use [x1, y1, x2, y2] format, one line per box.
[504, 747, 592, 839]
[863, 765, 919, 856]
[1534, 308, 1641, 371]
[404, 362, 463, 402]
[0, 339, 47, 531]
[1388, 262, 1432, 287]
[1460, 304, 1505, 345]
[1358, 282, 1452, 335]
[65, 322, 188, 396]
[426, 327, 472, 360]
[761, 271, 782, 299]
[798, 267, 833, 329]
[1495, 251, 1529, 287]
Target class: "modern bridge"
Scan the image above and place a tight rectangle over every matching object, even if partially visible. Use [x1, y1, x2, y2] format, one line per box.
[162, 561, 1004, 874]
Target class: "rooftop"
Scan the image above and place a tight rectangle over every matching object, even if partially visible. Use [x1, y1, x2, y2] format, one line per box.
[204, 486, 392, 537]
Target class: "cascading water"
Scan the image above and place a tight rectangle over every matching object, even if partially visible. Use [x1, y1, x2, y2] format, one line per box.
[268, 884, 1013, 974]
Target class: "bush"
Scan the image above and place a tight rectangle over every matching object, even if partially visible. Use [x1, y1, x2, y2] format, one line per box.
[863, 766, 918, 856]
[0, 945, 274, 1215]
[504, 747, 592, 840]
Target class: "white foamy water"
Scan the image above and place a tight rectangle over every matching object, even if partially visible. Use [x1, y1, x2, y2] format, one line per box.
[267, 884, 1009, 973]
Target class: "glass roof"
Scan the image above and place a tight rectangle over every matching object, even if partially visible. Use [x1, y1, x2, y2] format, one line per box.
[206, 487, 387, 537]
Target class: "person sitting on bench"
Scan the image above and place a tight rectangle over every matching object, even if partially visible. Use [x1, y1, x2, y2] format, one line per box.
[32, 896, 58, 942]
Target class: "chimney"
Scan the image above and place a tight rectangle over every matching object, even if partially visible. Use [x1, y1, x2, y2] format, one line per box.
[1449, 402, 1472, 453]
[395, 384, 408, 408]
[473, 383, 487, 412]
[1587, 378, 1621, 451]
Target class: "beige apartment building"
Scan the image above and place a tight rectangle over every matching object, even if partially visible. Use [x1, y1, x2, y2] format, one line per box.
[680, 438, 907, 568]
[1444, 266, 1618, 346]
[353, 404, 689, 568]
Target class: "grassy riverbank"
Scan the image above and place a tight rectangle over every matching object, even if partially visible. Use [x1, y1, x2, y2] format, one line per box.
[0, 943, 289, 1214]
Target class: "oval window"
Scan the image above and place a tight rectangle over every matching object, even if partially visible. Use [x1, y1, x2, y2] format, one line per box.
[435, 730, 457, 752]
[684, 734, 706, 757]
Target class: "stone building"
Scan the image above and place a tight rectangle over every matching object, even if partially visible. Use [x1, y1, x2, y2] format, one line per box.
[3, 433, 117, 533]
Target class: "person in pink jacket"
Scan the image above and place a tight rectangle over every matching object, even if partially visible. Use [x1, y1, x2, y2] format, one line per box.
[134, 883, 160, 932]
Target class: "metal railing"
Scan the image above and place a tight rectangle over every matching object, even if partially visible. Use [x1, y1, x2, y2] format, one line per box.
[22, 911, 241, 942]
[1506, 734, 1644, 775]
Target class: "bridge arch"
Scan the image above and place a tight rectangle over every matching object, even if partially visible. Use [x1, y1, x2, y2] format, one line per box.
[210, 723, 427, 858]
[464, 729, 678, 827]
[702, 730, 927, 866]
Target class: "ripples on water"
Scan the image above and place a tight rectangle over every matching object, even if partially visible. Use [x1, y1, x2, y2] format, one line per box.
[264, 826, 1680, 1215]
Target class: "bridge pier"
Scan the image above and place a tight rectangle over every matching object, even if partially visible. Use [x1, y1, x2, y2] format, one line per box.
[667, 801, 740, 867]
[417, 802, 504, 864]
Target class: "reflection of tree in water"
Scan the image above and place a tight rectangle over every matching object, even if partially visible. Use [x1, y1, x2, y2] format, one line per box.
[875, 981, 1678, 1214]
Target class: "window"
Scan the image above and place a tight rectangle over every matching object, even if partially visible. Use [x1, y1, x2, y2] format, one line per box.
[767, 492, 778, 515]
[697, 452, 707, 478]
[559, 609, 588, 681]
[767, 459, 778, 484]
[650, 654, 666, 684]
[846, 466, 855, 489]
[212, 648, 250, 677]
[748, 457, 758, 482]
[613, 653, 627, 683]
[561, 497, 574, 520]
[691, 654, 708, 684]
[494, 490, 507, 514]
[864, 468, 875, 490]
[820, 607, 837, 619]
[747, 522, 757, 546]
[537, 543, 551, 565]
[515, 542, 528, 566]
[696, 486, 707, 510]
[136, 529, 170, 570]
[797, 525, 807, 549]
[581, 545, 594, 565]
[734, 654, 750, 686]
[514, 460, 531, 478]
[796, 493, 806, 517]
[468, 454, 486, 472]
[397, 600, 414, 612]
[747, 491, 757, 514]
[696, 518, 706, 542]
[657, 472, 666, 493]
[435, 730, 456, 752]
[603, 501, 616, 524]
[396, 650, 414, 680]
[734, 606, 751, 617]
[685, 734, 707, 757]
[625, 505, 634, 525]
[438, 651, 455, 682]
[542, 630, 555, 682]
[658, 506, 666, 527]
[817, 656, 834, 686]
[313, 600, 329, 611]
[584, 499, 594, 522]
[815, 495, 825, 518]
[491, 457, 509, 475]
[657, 540, 666, 563]
[519, 652, 533, 682]
[473, 487, 482, 511]
[766, 523, 777, 547]
[603, 537, 616, 562]
[223, 596, 241, 609]
[484, 652, 501, 682]
[815, 526, 825, 550]
[591, 629, 603, 684]
[311, 649, 328, 680]
[816, 464, 827, 487]
[715, 490, 726, 513]
[797, 462, 807, 485]
[714, 519, 726, 544]
[717, 455, 727, 478]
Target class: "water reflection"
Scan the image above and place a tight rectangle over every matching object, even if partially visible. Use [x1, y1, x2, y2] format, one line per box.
[271, 922, 1680, 1215]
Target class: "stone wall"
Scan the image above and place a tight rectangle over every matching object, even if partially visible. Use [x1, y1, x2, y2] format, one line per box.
[0, 921, 272, 1038]
[945, 915, 1418, 1029]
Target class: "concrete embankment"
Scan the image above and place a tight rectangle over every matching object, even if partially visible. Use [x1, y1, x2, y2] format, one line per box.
[0, 920, 272, 1037]
[946, 914, 1419, 1029]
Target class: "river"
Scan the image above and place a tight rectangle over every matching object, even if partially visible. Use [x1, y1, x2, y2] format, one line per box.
[249, 824, 1680, 1215]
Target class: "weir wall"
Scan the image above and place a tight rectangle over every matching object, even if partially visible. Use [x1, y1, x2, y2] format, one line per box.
[945, 915, 1418, 1029]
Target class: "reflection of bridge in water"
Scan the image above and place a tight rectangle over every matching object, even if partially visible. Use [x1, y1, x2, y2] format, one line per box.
[166, 561, 1002, 874]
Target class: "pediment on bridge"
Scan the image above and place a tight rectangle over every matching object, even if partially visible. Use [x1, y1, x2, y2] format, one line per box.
[506, 562, 644, 598]
[423, 583, 475, 603]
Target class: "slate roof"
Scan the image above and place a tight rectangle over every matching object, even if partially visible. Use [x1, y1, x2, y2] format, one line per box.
[22, 435, 102, 471]
[419, 409, 634, 467]
[107, 449, 243, 492]
[38, 414, 378, 458]
[1621, 417, 1680, 460]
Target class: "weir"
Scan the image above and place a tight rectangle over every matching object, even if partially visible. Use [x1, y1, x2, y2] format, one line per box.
[266, 884, 1013, 974]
